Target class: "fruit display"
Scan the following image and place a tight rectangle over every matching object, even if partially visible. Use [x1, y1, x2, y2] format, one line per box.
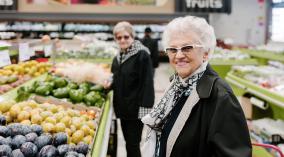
[212, 47, 251, 60]
[0, 118, 90, 157]
[57, 40, 118, 59]
[0, 75, 31, 94]
[0, 61, 51, 95]
[16, 74, 106, 108]
[54, 60, 112, 86]
[255, 43, 284, 54]
[231, 62, 284, 96]
[0, 100, 98, 146]
[0, 60, 51, 77]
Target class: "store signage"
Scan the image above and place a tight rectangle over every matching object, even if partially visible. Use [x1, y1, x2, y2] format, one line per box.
[176, 0, 231, 13]
[19, 43, 30, 62]
[0, 50, 11, 67]
[44, 44, 53, 57]
[0, 0, 17, 11]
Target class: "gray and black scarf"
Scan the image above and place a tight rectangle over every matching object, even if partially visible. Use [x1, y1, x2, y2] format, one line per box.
[116, 40, 150, 64]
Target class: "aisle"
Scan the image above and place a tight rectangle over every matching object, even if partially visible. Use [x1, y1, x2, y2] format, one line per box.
[116, 63, 172, 157]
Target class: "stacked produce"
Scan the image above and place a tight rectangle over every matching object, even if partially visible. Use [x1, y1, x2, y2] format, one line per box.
[16, 73, 106, 109]
[57, 40, 118, 59]
[0, 113, 90, 157]
[212, 47, 250, 60]
[232, 64, 284, 95]
[0, 100, 97, 146]
[0, 61, 51, 94]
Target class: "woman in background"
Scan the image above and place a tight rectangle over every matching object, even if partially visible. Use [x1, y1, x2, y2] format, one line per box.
[111, 21, 155, 157]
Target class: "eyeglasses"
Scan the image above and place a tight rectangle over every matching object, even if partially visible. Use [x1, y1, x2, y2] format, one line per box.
[164, 44, 204, 54]
[116, 35, 130, 41]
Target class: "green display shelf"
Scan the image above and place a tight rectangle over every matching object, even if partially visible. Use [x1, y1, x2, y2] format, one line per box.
[209, 59, 258, 79]
[238, 48, 284, 65]
[225, 72, 284, 120]
[91, 92, 113, 157]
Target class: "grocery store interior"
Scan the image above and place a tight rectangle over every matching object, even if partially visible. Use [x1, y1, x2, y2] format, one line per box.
[1, 0, 284, 157]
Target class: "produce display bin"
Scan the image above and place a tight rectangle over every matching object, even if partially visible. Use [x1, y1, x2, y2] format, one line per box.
[238, 49, 284, 65]
[0, 73, 114, 157]
[209, 59, 258, 79]
[225, 72, 284, 120]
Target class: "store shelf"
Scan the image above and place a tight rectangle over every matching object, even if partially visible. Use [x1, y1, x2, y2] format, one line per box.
[225, 72, 284, 108]
[209, 59, 258, 79]
[209, 59, 258, 65]
[226, 72, 284, 120]
[238, 49, 284, 64]
[0, 12, 208, 23]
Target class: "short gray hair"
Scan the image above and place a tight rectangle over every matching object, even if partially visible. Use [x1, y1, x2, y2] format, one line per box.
[162, 16, 216, 58]
[113, 21, 135, 38]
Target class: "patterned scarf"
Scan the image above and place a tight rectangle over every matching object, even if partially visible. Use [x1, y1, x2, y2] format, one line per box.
[116, 40, 150, 64]
[146, 71, 204, 131]
[141, 62, 208, 157]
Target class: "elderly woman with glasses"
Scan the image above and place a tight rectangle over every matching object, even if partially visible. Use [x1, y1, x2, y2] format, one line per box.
[141, 16, 252, 157]
[110, 21, 155, 157]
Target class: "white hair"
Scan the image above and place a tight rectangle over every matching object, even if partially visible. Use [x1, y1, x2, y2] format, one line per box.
[113, 21, 135, 38]
[162, 16, 216, 58]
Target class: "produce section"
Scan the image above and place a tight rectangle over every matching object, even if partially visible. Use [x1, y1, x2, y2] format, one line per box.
[0, 1, 284, 156]
[0, 58, 113, 157]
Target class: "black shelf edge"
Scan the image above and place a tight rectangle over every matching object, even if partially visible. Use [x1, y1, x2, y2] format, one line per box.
[0, 11, 208, 23]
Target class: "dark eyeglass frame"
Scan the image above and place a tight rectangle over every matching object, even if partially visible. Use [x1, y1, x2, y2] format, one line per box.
[164, 44, 204, 54]
[116, 35, 130, 41]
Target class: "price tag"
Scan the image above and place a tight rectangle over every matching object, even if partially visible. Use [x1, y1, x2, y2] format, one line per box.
[19, 43, 30, 61]
[0, 50, 11, 67]
[44, 44, 53, 57]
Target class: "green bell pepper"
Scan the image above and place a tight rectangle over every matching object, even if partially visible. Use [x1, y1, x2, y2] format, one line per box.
[67, 82, 78, 89]
[35, 84, 53, 96]
[54, 77, 68, 88]
[69, 89, 85, 103]
[84, 91, 101, 106]
[53, 87, 70, 98]
[79, 82, 90, 94]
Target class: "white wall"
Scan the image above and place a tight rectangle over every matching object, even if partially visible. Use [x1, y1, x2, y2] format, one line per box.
[209, 0, 267, 46]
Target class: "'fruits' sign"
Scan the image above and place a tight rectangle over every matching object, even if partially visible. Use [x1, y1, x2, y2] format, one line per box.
[186, 0, 223, 8]
[176, 0, 231, 13]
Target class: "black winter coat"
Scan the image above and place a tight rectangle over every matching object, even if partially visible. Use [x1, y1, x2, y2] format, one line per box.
[164, 65, 252, 157]
[111, 50, 155, 120]
[141, 36, 159, 68]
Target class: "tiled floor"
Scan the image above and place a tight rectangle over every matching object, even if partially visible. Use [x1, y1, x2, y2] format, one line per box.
[116, 63, 172, 157]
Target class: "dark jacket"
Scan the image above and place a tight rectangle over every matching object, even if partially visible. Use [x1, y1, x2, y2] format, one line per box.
[111, 50, 155, 120]
[141, 36, 159, 68]
[166, 65, 252, 157]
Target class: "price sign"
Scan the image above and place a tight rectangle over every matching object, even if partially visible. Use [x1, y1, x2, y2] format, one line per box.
[19, 43, 30, 61]
[0, 50, 11, 67]
[44, 44, 53, 57]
